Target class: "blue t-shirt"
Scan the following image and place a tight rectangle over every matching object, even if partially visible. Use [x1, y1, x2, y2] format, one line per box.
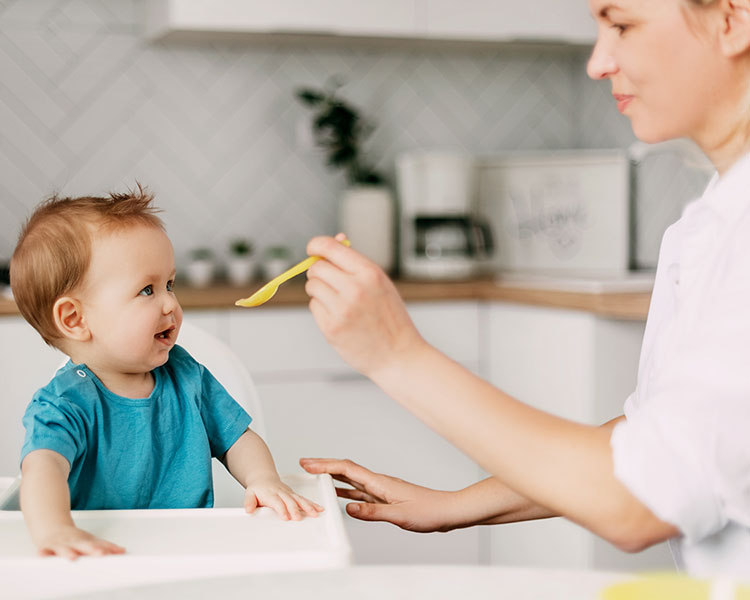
[20, 345, 252, 510]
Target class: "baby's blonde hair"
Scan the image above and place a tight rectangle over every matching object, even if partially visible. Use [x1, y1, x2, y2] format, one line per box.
[10, 184, 164, 348]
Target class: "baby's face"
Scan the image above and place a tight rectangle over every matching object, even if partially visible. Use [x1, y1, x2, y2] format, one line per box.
[77, 224, 182, 374]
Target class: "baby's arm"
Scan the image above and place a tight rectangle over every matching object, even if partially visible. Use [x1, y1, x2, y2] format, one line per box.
[21, 449, 125, 559]
[222, 430, 323, 520]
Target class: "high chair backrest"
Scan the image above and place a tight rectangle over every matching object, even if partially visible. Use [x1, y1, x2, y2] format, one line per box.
[177, 319, 265, 439]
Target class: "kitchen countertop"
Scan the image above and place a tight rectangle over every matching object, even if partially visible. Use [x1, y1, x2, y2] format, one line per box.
[0, 276, 652, 321]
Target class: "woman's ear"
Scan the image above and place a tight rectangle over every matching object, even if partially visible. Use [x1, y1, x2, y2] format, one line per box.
[52, 297, 91, 342]
[719, 0, 750, 57]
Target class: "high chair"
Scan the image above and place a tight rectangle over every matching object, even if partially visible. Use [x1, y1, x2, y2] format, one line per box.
[0, 319, 265, 510]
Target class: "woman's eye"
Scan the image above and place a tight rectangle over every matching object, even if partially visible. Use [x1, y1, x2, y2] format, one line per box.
[166, 280, 174, 292]
[139, 285, 153, 296]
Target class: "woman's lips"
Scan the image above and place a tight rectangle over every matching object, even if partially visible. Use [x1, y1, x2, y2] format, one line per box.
[613, 94, 634, 113]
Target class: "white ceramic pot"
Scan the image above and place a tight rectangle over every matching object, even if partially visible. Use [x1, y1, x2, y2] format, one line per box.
[185, 259, 215, 288]
[339, 185, 395, 272]
[262, 257, 290, 280]
[227, 256, 256, 286]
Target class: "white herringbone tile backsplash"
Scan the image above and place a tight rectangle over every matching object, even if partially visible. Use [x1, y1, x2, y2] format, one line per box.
[0, 0, 633, 268]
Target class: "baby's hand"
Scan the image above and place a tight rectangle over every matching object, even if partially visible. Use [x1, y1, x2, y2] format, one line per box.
[244, 476, 324, 521]
[35, 524, 125, 560]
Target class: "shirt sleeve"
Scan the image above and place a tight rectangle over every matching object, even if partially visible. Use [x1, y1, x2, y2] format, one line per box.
[611, 226, 750, 542]
[198, 365, 253, 458]
[20, 390, 83, 469]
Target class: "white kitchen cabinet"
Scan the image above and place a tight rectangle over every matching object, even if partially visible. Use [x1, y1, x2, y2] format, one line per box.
[226, 301, 485, 564]
[484, 302, 674, 572]
[145, 0, 596, 45]
[423, 0, 595, 45]
[146, 0, 421, 40]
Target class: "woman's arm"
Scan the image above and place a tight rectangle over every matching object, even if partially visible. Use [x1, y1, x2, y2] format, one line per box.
[300, 418, 627, 532]
[300, 457, 554, 531]
[305, 237, 679, 551]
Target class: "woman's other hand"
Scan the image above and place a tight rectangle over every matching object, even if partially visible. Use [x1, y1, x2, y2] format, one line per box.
[299, 457, 457, 533]
[305, 235, 426, 378]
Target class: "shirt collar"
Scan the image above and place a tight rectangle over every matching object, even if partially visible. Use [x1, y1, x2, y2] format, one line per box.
[698, 151, 750, 223]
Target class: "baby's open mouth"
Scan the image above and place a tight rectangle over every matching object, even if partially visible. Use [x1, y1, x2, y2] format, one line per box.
[155, 327, 173, 340]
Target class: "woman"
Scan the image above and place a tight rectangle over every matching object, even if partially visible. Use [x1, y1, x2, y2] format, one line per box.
[301, 0, 750, 576]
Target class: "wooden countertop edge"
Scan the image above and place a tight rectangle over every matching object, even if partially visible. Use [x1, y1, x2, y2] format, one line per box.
[0, 280, 651, 320]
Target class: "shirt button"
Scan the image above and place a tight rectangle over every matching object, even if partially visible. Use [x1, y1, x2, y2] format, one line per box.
[76, 370, 86, 378]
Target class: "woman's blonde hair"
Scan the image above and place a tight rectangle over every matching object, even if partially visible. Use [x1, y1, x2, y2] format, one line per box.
[10, 184, 163, 348]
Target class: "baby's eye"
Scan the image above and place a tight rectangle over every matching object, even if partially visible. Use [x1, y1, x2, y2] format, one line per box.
[611, 23, 629, 35]
[139, 285, 154, 296]
[166, 280, 174, 292]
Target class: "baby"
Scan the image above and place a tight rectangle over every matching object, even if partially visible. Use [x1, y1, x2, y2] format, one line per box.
[10, 186, 322, 559]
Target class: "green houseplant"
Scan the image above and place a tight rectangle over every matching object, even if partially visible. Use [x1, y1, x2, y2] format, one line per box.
[295, 78, 385, 185]
[295, 77, 395, 272]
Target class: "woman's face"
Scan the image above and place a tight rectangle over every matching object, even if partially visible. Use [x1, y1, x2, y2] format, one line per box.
[587, 0, 731, 145]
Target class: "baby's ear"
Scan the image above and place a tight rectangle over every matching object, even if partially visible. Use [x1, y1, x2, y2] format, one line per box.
[720, 0, 750, 57]
[52, 297, 91, 342]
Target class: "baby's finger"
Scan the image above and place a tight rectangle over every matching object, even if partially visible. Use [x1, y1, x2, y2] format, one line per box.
[75, 539, 106, 556]
[102, 540, 126, 554]
[41, 544, 80, 561]
[91, 539, 125, 555]
[244, 492, 259, 513]
[278, 491, 304, 521]
[291, 493, 323, 517]
[264, 494, 291, 520]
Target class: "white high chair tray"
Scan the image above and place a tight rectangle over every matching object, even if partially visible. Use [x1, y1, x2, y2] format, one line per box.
[0, 473, 351, 599]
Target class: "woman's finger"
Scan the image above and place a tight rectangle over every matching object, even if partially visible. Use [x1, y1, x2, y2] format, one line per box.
[304, 275, 339, 313]
[336, 487, 379, 504]
[300, 458, 387, 498]
[345, 501, 409, 527]
[300, 458, 374, 489]
[306, 236, 366, 274]
[306, 259, 359, 304]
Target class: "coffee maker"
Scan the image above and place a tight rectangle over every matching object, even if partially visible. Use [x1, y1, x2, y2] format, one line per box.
[396, 151, 494, 280]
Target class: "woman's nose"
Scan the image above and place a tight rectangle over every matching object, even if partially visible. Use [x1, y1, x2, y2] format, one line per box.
[586, 35, 618, 80]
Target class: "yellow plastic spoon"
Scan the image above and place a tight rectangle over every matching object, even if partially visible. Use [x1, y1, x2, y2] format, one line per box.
[235, 239, 350, 308]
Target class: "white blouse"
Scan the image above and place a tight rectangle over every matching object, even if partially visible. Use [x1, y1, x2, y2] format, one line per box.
[610, 152, 750, 577]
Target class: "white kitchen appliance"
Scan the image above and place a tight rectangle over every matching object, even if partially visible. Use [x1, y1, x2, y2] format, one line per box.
[478, 150, 631, 274]
[397, 151, 494, 280]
